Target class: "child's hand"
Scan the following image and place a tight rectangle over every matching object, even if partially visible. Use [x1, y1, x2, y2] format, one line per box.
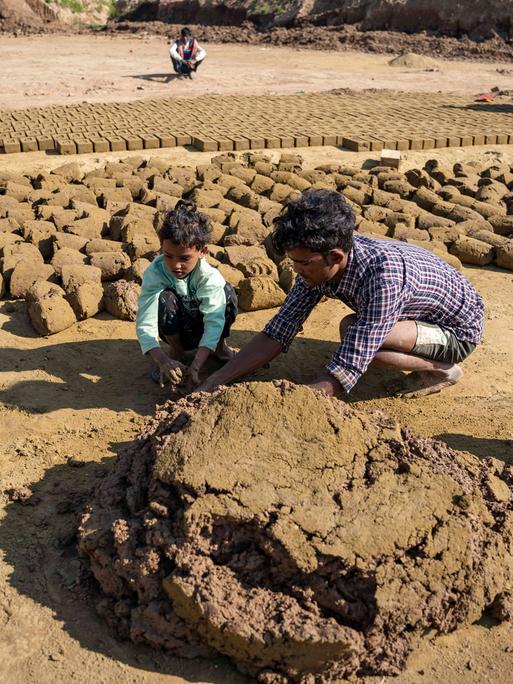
[158, 358, 187, 387]
[186, 363, 201, 392]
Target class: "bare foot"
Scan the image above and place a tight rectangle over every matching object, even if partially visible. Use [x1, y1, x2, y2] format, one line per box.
[391, 365, 463, 399]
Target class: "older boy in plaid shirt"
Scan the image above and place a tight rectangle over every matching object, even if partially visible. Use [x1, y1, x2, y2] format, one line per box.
[201, 189, 484, 398]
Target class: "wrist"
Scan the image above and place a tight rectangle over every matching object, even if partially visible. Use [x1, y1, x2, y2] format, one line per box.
[148, 347, 166, 361]
[309, 374, 342, 397]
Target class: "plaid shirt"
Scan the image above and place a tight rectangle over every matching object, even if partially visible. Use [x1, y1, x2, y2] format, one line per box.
[264, 234, 484, 392]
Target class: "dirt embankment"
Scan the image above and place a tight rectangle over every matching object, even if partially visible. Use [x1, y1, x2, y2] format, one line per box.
[108, 0, 513, 63]
[4, 0, 513, 62]
[0, 0, 63, 34]
[105, 21, 513, 63]
[120, 0, 513, 42]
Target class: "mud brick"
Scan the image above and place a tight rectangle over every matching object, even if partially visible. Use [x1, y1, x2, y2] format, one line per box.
[448, 136, 462, 147]
[89, 138, 109, 153]
[304, 132, 323, 146]
[264, 135, 281, 149]
[368, 138, 384, 152]
[276, 133, 295, 148]
[434, 137, 449, 148]
[485, 134, 498, 145]
[121, 134, 143, 151]
[409, 138, 424, 151]
[395, 139, 410, 151]
[460, 135, 474, 147]
[473, 134, 486, 146]
[496, 133, 508, 145]
[74, 138, 94, 154]
[422, 138, 435, 150]
[290, 133, 309, 147]
[57, 139, 77, 155]
[174, 133, 192, 146]
[137, 134, 158, 149]
[342, 137, 370, 152]
[246, 134, 265, 149]
[321, 133, 337, 146]
[229, 136, 251, 151]
[192, 136, 218, 152]
[380, 139, 397, 150]
[36, 136, 54, 151]
[20, 137, 38, 152]
[3, 138, 21, 154]
[106, 137, 126, 152]
[212, 136, 234, 151]
[154, 132, 176, 148]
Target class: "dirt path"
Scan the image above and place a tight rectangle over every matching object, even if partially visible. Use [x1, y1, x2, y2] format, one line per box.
[2, 34, 513, 110]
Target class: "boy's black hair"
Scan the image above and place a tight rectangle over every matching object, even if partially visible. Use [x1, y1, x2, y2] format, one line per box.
[159, 200, 212, 250]
[272, 189, 355, 256]
[181, 27, 192, 38]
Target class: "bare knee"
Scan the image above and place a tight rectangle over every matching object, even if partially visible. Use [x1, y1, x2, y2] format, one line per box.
[339, 314, 357, 340]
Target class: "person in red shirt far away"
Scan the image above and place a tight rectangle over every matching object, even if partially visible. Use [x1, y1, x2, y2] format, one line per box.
[169, 27, 207, 80]
[198, 189, 484, 400]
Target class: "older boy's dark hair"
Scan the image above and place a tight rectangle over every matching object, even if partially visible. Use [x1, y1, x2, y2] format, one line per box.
[272, 189, 355, 255]
[159, 200, 212, 250]
[181, 27, 192, 38]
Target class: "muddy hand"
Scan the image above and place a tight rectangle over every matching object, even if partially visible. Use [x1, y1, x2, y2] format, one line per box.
[195, 374, 221, 393]
[159, 359, 186, 387]
[186, 364, 201, 393]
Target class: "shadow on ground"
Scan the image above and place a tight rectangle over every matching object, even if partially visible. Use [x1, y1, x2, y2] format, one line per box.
[444, 102, 513, 114]
[129, 73, 181, 83]
[0, 441, 246, 683]
[0, 321, 396, 415]
[434, 433, 513, 464]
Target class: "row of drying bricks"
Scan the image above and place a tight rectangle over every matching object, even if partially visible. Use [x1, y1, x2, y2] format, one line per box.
[1, 97, 510, 153]
[2, 127, 513, 155]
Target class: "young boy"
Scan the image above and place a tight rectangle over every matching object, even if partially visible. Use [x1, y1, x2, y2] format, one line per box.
[200, 189, 484, 399]
[136, 201, 237, 389]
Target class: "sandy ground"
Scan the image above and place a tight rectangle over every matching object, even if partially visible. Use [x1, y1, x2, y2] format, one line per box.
[1, 35, 513, 684]
[2, 34, 513, 110]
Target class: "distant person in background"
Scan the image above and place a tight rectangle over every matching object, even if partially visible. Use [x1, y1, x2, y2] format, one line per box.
[170, 27, 206, 79]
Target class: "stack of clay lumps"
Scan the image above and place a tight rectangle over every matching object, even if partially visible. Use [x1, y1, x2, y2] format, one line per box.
[343, 158, 513, 270]
[2, 153, 513, 336]
[78, 382, 513, 683]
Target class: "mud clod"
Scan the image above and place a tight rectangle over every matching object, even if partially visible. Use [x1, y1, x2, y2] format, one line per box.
[79, 382, 513, 683]
[103, 279, 140, 321]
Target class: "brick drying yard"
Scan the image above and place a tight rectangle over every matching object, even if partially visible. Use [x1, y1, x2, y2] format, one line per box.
[2, 91, 513, 155]
[1, 34, 513, 684]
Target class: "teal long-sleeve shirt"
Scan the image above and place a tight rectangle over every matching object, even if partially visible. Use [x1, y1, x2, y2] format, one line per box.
[136, 255, 228, 355]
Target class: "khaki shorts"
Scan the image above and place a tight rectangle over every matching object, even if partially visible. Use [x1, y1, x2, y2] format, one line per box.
[412, 322, 477, 364]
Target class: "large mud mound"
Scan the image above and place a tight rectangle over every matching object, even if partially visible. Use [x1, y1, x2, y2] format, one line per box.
[78, 382, 513, 682]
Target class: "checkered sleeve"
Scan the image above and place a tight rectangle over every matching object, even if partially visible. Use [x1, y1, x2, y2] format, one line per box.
[263, 276, 323, 351]
[326, 260, 406, 392]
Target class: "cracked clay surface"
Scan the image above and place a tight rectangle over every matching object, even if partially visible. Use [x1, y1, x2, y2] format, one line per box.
[78, 381, 513, 682]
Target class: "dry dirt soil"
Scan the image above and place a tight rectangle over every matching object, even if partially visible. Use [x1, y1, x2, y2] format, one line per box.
[2, 34, 513, 110]
[1, 37, 513, 684]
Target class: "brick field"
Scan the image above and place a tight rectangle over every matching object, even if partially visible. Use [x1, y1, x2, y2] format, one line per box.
[1, 92, 513, 155]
